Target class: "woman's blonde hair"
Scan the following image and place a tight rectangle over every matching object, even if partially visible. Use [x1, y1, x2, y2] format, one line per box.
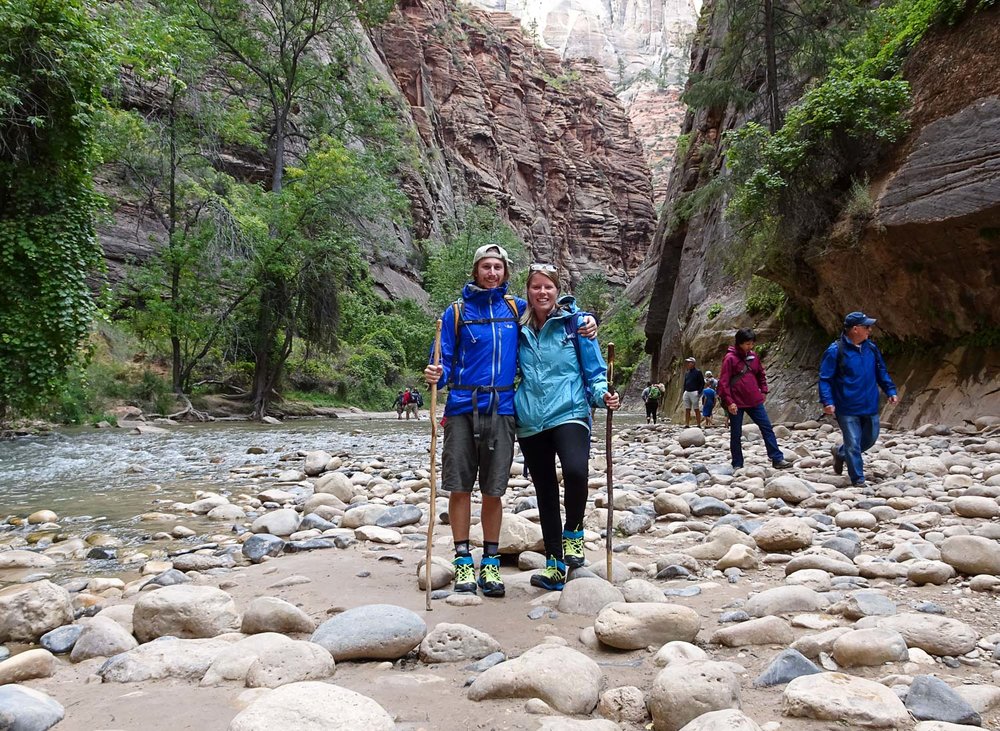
[521, 267, 561, 330]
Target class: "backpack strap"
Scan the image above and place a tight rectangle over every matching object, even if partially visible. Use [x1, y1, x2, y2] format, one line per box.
[562, 312, 594, 426]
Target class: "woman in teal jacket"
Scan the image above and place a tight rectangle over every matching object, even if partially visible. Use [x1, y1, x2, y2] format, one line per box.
[515, 264, 620, 590]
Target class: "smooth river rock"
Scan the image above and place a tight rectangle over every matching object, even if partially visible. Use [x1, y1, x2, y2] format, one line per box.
[310, 604, 426, 661]
[594, 602, 701, 649]
[647, 660, 741, 731]
[133, 585, 241, 642]
[228, 681, 394, 730]
[419, 622, 501, 663]
[241, 597, 315, 635]
[0, 684, 64, 731]
[783, 672, 910, 727]
[468, 642, 602, 714]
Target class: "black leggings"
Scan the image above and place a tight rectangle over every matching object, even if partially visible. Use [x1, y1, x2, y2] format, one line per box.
[645, 399, 658, 423]
[518, 423, 591, 560]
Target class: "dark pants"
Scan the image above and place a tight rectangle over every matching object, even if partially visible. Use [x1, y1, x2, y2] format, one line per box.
[729, 404, 784, 468]
[835, 413, 879, 484]
[645, 399, 658, 423]
[519, 423, 591, 560]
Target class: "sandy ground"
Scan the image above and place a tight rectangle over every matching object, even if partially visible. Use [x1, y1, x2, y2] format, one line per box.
[25, 519, 1000, 731]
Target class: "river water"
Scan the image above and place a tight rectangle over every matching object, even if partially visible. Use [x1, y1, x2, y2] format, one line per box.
[0, 418, 436, 543]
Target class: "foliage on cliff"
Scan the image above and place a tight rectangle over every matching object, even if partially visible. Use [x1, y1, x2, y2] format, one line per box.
[724, 0, 996, 274]
[0, 0, 116, 424]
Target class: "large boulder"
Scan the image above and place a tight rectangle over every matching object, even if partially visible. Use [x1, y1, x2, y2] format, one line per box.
[228, 681, 394, 730]
[0, 580, 74, 643]
[648, 661, 741, 731]
[133, 585, 241, 642]
[594, 603, 701, 650]
[241, 597, 315, 635]
[940, 535, 1000, 576]
[783, 672, 909, 728]
[250, 508, 301, 537]
[468, 643, 602, 715]
[99, 637, 238, 682]
[874, 613, 978, 656]
[310, 604, 426, 661]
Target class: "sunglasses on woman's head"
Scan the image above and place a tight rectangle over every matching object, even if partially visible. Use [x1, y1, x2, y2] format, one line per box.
[529, 263, 557, 272]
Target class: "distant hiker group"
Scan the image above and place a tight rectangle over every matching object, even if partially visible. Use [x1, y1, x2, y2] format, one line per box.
[392, 387, 424, 419]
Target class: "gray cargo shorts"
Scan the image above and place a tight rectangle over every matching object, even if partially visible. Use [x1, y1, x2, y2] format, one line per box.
[441, 413, 515, 498]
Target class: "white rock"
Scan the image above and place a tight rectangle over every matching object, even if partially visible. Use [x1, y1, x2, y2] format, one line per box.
[711, 616, 793, 647]
[202, 632, 335, 688]
[598, 685, 649, 724]
[783, 672, 909, 727]
[354, 525, 402, 544]
[241, 597, 315, 635]
[678, 709, 763, 731]
[419, 622, 501, 663]
[653, 641, 708, 667]
[0, 550, 56, 569]
[250, 508, 301, 537]
[0, 648, 56, 683]
[595, 602, 701, 650]
[830, 628, 908, 667]
[874, 613, 979, 656]
[746, 586, 828, 617]
[0, 580, 74, 643]
[468, 643, 602, 714]
[133, 585, 241, 642]
[313, 472, 356, 502]
[228, 681, 393, 730]
[648, 661, 741, 731]
[940, 535, 1000, 576]
[303, 450, 332, 476]
[753, 518, 813, 551]
[470, 512, 544, 553]
[100, 636, 239, 682]
[678, 428, 706, 448]
[558, 577, 625, 616]
[70, 616, 138, 662]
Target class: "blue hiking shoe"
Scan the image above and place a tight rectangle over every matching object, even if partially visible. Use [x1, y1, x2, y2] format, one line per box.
[562, 529, 586, 568]
[478, 556, 505, 598]
[453, 554, 476, 594]
[530, 557, 567, 591]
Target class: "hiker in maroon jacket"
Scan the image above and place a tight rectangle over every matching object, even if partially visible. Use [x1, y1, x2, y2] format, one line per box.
[717, 328, 793, 471]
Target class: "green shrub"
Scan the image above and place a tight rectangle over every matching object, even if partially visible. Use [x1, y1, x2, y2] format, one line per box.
[745, 277, 787, 316]
[707, 303, 724, 320]
[600, 298, 645, 389]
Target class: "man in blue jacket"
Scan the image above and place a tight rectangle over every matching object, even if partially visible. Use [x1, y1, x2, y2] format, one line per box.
[818, 311, 899, 487]
[424, 244, 595, 598]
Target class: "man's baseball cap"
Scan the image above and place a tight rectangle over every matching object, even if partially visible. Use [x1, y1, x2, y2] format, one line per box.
[684, 357, 696, 363]
[844, 311, 877, 328]
[472, 244, 511, 269]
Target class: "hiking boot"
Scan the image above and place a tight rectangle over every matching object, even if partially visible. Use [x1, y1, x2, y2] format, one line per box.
[452, 554, 476, 594]
[530, 557, 567, 591]
[478, 556, 505, 598]
[772, 459, 793, 469]
[831, 446, 844, 476]
[562, 529, 586, 568]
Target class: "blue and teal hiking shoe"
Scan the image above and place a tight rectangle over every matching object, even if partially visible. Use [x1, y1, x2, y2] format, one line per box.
[562, 529, 586, 568]
[478, 556, 505, 598]
[453, 554, 476, 594]
[530, 557, 567, 591]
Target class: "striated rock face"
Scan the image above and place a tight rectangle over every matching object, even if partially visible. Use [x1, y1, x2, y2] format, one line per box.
[374, 0, 656, 287]
[467, 0, 700, 200]
[629, 1, 1000, 427]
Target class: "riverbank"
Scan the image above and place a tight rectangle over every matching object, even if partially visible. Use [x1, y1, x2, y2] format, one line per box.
[2, 414, 1000, 730]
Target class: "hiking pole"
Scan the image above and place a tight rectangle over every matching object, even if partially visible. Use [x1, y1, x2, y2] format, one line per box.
[605, 342, 615, 583]
[424, 319, 443, 611]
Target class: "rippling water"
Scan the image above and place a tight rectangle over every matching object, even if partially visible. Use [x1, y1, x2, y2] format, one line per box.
[0, 418, 434, 539]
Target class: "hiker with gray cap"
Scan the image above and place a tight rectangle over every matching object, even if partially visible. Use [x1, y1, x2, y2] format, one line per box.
[819, 311, 898, 487]
[423, 244, 596, 599]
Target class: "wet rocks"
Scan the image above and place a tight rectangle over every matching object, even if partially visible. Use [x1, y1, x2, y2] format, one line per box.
[133, 585, 241, 642]
[310, 604, 426, 661]
[468, 643, 602, 714]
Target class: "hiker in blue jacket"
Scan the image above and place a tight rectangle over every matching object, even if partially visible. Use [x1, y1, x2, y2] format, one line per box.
[424, 245, 596, 599]
[514, 264, 619, 591]
[819, 311, 899, 487]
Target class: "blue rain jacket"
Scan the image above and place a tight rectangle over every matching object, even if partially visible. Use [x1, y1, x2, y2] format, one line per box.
[433, 281, 525, 418]
[818, 335, 897, 416]
[514, 296, 609, 439]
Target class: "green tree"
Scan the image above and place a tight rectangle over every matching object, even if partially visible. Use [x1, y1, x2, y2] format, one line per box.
[174, 0, 402, 418]
[573, 273, 614, 321]
[0, 0, 116, 424]
[424, 204, 528, 311]
[107, 2, 256, 404]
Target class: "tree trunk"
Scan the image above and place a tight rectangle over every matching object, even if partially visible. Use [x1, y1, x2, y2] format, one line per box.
[763, 0, 781, 132]
[168, 92, 183, 393]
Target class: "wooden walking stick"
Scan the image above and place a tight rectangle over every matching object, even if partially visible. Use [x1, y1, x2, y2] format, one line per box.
[605, 342, 616, 583]
[424, 319, 443, 611]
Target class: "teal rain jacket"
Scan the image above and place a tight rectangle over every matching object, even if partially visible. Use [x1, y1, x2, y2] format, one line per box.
[514, 296, 610, 439]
